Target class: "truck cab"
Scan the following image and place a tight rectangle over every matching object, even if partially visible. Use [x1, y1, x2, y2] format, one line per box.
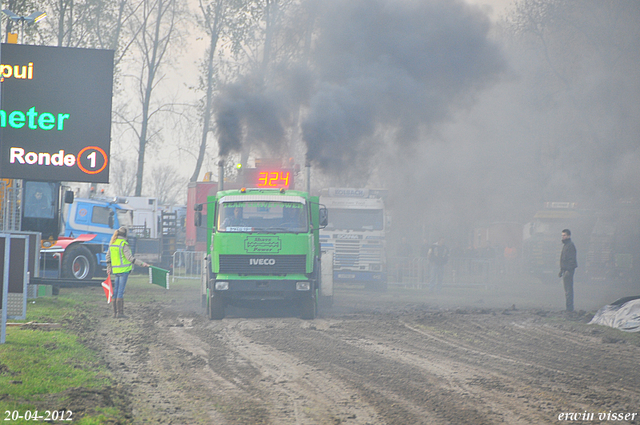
[41, 196, 133, 280]
[65, 198, 134, 242]
[201, 188, 328, 319]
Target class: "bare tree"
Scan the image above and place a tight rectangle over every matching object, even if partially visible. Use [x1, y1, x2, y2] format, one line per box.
[190, 0, 229, 183]
[27, 0, 127, 50]
[8, 0, 144, 97]
[128, 0, 182, 196]
[502, 0, 640, 201]
[206, 0, 311, 166]
[108, 156, 137, 196]
[151, 165, 186, 204]
[190, 0, 304, 182]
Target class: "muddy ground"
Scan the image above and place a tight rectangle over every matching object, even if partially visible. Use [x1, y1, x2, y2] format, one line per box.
[74, 276, 640, 424]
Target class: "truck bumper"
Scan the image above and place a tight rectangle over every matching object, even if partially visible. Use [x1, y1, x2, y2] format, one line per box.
[211, 278, 312, 305]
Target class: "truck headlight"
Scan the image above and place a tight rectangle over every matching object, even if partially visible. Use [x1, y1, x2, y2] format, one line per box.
[215, 281, 229, 290]
[296, 281, 311, 291]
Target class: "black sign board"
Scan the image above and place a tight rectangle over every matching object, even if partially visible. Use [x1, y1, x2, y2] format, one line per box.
[0, 44, 114, 183]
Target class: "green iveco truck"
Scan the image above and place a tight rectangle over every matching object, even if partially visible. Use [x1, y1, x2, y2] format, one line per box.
[199, 187, 328, 319]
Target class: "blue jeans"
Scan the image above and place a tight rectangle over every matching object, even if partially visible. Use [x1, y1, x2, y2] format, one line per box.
[112, 272, 130, 299]
[562, 269, 575, 311]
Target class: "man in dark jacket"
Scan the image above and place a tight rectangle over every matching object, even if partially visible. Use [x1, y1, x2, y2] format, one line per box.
[559, 229, 578, 312]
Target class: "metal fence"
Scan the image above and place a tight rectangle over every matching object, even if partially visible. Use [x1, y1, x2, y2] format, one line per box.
[172, 250, 206, 282]
[387, 257, 425, 287]
[387, 256, 522, 289]
[1, 181, 21, 232]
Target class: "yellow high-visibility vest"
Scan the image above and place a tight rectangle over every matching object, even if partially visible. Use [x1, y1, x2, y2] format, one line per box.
[110, 239, 133, 274]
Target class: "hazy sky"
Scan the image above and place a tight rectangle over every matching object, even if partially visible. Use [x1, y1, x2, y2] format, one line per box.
[466, 0, 512, 20]
[113, 0, 515, 185]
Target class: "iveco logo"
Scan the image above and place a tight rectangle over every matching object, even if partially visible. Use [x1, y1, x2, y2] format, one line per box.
[249, 258, 276, 265]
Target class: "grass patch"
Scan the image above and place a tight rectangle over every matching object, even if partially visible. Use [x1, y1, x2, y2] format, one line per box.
[0, 330, 108, 396]
[0, 294, 130, 424]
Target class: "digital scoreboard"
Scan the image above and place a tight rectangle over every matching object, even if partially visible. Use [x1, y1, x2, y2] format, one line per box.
[0, 44, 114, 183]
[243, 169, 294, 189]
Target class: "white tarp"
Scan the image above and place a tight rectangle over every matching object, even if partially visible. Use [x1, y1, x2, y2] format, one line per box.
[589, 296, 640, 332]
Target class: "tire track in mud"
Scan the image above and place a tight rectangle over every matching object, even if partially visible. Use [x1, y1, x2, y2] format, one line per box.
[95, 304, 229, 424]
[189, 318, 384, 425]
[89, 283, 640, 425]
[338, 325, 555, 425]
[172, 319, 384, 425]
[240, 318, 498, 425]
[270, 318, 555, 424]
[401, 312, 640, 396]
[242, 313, 640, 425]
[351, 312, 640, 423]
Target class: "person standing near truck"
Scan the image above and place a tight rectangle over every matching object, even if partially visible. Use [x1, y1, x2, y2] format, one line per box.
[106, 227, 149, 318]
[559, 229, 578, 312]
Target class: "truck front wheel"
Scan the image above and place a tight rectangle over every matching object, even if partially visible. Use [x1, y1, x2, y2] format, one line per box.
[300, 291, 317, 320]
[208, 294, 225, 320]
[62, 245, 96, 280]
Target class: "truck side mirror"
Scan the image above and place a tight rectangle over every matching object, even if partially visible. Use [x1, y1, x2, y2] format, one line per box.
[108, 210, 115, 228]
[319, 206, 328, 228]
[64, 190, 74, 204]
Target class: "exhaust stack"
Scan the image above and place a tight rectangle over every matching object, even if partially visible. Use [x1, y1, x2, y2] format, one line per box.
[305, 159, 311, 194]
[217, 160, 224, 192]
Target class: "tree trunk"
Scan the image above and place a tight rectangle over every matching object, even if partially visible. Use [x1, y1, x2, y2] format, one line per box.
[134, 0, 168, 196]
[190, 0, 223, 183]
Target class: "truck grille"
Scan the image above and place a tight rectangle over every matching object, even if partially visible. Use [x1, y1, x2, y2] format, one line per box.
[334, 240, 383, 268]
[219, 255, 306, 274]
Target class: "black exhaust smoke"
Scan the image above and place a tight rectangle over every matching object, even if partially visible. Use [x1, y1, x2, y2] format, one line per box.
[212, 0, 505, 181]
[301, 0, 505, 173]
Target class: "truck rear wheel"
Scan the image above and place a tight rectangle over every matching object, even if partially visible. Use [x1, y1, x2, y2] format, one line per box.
[62, 245, 96, 280]
[208, 294, 225, 320]
[300, 291, 317, 320]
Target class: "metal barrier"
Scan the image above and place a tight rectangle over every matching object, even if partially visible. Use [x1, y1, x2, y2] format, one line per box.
[172, 250, 206, 282]
[388, 256, 514, 289]
[1, 182, 21, 232]
[130, 225, 151, 238]
[449, 257, 495, 288]
[388, 257, 426, 287]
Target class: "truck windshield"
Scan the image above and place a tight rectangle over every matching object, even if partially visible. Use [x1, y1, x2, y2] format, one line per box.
[23, 181, 56, 219]
[21, 181, 60, 240]
[217, 201, 308, 233]
[326, 208, 384, 231]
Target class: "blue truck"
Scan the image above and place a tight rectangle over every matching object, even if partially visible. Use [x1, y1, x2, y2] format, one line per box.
[22, 180, 134, 281]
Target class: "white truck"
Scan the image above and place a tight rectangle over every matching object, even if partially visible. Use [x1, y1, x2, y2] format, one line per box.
[123, 196, 185, 267]
[319, 188, 388, 290]
[124, 196, 161, 238]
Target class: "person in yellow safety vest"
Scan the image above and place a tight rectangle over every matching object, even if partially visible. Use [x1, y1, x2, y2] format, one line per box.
[106, 227, 149, 318]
